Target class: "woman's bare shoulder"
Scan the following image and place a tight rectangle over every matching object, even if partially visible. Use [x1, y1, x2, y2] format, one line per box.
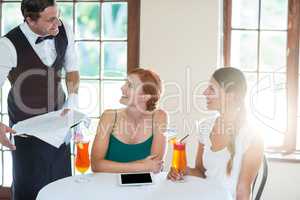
[153, 109, 168, 120]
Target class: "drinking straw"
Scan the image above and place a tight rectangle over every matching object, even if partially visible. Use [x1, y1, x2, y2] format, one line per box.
[179, 134, 189, 143]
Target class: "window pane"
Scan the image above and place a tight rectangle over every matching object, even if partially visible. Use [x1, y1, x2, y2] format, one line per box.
[2, 115, 11, 151]
[298, 75, 300, 118]
[297, 74, 300, 150]
[0, 152, 2, 186]
[1, 80, 10, 114]
[2, 3, 23, 35]
[58, 2, 73, 30]
[232, 0, 259, 29]
[297, 118, 300, 150]
[244, 72, 257, 111]
[259, 31, 287, 72]
[102, 81, 125, 111]
[260, 0, 288, 30]
[76, 42, 100, 78]
[102, 2, 128, 40]
[249, 73, 287, 147]
[75, 3, 100, 39]
[102, 42, 127, 78]
[245, 73, 258, 134]
[3, 151, 12, 187]
[2, 115, 9, 127]
[256, 120, 284, 148]
[231, 30, 258, 71]
[78, 80, 100, 118]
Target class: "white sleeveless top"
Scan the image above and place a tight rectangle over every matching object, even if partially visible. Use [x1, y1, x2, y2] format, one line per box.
[197, 115, 256, 199]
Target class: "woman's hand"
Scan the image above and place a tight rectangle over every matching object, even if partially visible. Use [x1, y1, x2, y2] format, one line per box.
[141, 155, 163, 173]
[167, 167, 189, 181]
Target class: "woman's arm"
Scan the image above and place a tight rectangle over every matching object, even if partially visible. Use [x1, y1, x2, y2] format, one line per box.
[236, 136, 264, 200]
[150, 109, 168, 161]
[91, 110, 163, 173]
[187, 142, 206, 178]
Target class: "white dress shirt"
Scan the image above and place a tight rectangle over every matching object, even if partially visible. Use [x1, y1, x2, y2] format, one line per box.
[0, 21, 79, 109]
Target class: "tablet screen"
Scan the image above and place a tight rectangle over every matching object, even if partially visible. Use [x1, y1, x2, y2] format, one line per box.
[120, 173, 153, 184]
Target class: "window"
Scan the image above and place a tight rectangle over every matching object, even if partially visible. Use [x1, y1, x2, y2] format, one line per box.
[223, 0, 300, 152]
[0, 0, 140, 193]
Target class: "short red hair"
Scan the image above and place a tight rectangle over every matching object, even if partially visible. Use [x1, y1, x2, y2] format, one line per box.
[129, 68, 162, 111]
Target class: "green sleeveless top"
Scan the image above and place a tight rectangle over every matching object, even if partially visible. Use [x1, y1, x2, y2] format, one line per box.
[104, 111, 154, 162]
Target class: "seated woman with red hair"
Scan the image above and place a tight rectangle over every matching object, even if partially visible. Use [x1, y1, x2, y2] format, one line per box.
[91, 68, 168, 173]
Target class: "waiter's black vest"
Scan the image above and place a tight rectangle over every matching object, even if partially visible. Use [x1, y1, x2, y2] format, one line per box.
[5, 24, 68, 125]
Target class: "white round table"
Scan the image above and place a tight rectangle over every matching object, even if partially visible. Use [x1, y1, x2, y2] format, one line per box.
[37, 172, 232, 200]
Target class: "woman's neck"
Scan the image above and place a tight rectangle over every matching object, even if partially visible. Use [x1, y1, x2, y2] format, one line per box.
[125, 106, 150, 123]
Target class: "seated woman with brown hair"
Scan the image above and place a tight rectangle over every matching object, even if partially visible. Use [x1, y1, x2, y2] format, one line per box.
[168, 67, 264, 200]
[91, 68, 168, 173]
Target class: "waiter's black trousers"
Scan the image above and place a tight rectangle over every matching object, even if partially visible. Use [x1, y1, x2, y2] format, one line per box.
[11, 136, 71, 200]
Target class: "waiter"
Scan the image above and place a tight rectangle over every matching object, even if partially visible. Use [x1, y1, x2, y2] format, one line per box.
[0, 0, 79, 199]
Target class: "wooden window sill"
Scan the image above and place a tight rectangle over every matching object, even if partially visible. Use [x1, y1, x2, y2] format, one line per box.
[0, 186, 10, 200]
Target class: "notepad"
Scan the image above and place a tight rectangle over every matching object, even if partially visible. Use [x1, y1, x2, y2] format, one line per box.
[12, 109, 88, 148]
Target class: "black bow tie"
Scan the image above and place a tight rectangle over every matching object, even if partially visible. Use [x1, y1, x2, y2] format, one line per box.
[35, 35, 55, 44]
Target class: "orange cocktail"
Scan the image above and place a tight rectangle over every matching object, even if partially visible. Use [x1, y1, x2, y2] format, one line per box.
[75, 142, 90, 173]
[171, 142, 187, 173]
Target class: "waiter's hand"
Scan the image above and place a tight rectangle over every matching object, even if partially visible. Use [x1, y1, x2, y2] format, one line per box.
[60, 108, 71, 117]
[0, 123, 16, 150]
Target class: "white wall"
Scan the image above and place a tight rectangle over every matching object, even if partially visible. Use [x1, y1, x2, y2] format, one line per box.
[139, 0, 300, 200]
[140, 0, 219, 166]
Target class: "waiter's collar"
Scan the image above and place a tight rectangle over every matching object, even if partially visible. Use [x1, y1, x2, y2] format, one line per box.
[20, 22, 51, 45]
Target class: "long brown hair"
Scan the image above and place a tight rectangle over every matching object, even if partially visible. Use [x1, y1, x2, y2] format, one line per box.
[129, 68, 162, 111]
[212, 67, 247, 175]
